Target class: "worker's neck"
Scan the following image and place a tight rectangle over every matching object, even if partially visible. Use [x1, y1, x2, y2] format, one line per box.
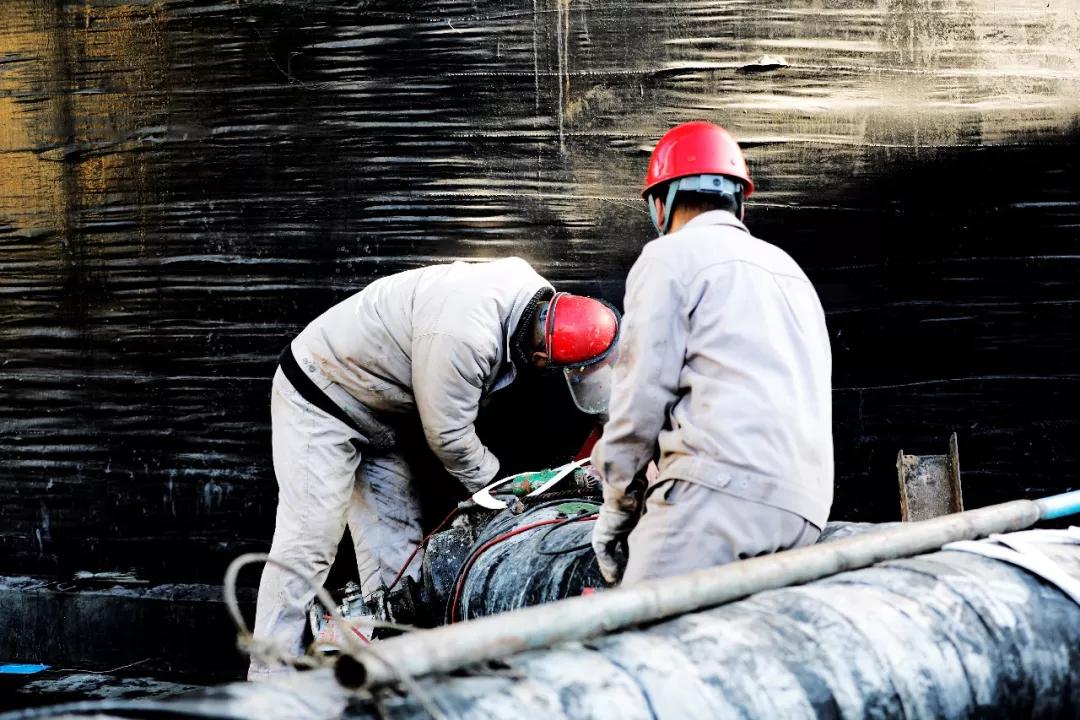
[666, 207, 738, 234]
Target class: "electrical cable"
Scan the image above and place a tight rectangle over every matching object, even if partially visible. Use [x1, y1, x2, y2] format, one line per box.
[448, 517, 584, 623]
[386, 506, 460, 592]
[443, 497, 603, 622]
[534, 513, 598, 556]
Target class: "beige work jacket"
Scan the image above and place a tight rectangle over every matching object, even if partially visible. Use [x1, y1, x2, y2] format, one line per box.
[292, 257, 552, 490]
[592, 211, 833, 528]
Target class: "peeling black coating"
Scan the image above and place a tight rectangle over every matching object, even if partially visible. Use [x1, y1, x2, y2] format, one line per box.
[0, 0, 1078, 582]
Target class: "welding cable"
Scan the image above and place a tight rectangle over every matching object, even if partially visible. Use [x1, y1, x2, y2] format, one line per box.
[534, 513, 599, 556]
[386, 506, 460, 592]
[448, 517, 592, 623]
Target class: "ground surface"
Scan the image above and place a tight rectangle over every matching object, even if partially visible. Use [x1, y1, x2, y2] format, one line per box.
[0, 668, 206, 712]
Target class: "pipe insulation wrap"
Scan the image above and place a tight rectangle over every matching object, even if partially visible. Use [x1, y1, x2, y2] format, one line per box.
[360, 500, 1042, 686]
[457, 503, 604, 621]
[367, 544, 1080, 719]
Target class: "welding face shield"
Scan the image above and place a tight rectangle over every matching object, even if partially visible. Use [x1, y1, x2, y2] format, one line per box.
[562, 342, 621, 418]
[540, 293, 622, 418]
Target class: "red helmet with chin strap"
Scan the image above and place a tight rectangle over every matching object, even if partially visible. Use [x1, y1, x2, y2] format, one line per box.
[642, 121, 754, 236]
[542, 293, 619, 367]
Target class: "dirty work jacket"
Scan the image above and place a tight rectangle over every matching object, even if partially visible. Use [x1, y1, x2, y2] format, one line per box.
[291, 257, 553, 491]
[592, 211, 833, 528]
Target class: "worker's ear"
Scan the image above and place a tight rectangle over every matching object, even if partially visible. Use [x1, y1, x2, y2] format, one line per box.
[529, 302, 549, 365]
[653, 196, 667, 230]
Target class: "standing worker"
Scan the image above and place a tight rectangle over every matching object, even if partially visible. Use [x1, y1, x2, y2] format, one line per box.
[251, 257, 619, 679]
[591, 121, 833, 584]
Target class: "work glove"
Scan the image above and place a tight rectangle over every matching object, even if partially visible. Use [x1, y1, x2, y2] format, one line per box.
[591, 503, 638, 584]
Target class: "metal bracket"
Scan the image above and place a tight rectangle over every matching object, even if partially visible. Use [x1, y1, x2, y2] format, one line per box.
[897, 433, 963, 521]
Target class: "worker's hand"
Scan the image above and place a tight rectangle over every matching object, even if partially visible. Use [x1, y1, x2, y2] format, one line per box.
[591, 503, 637, 584]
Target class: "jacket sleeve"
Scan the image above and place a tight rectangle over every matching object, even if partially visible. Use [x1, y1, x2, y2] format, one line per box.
[591, 253, 689, 511]
[412, 331, 500, 491]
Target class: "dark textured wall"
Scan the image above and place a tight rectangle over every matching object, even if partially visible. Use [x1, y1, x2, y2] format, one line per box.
[1, 0, 1078, 582]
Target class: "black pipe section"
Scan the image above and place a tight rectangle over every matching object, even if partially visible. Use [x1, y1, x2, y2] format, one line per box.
[373, 544, 1080, 719]
[453, 501, 605, 621]
[450, 501, 890, 622]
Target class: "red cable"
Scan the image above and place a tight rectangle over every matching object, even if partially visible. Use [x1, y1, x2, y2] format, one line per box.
[449, 514, 597, 623]
[574, 425, 603, 461]
[386, 506, 461, 592]
[350, 625, 371, 645]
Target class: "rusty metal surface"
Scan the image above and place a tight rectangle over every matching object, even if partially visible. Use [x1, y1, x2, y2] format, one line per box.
[1, 0, 1079, 580]
[898, 432, 965, 521]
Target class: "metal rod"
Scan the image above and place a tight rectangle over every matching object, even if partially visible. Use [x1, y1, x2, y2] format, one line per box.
[1037, 489, 1080, 520]
[354, 493, 1080, 689]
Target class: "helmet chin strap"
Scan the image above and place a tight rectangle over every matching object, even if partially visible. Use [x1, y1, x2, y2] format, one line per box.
[648, 182, 682, 236]
[648, 175, 743, 236]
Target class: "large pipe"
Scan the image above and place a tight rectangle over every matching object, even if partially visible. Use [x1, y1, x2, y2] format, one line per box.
[351, 490, 1080, 689]
[10, 530, 1080, 720]
[363, 540, 1080, 719]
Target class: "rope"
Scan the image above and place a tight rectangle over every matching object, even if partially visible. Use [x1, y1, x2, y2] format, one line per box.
[222, 553, 448, 720]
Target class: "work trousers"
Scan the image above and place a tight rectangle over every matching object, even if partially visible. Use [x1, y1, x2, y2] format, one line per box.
[248, 369, 423, 680]
[622, 479, 821, 584]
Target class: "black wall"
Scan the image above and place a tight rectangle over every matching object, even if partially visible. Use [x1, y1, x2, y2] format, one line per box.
[1, 0, 1077, 582]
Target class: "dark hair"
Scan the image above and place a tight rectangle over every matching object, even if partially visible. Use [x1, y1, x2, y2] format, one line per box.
[671, 189, 742, 217]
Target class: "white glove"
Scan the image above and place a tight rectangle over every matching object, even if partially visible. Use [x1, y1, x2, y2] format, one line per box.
[591, 503, 638, 584]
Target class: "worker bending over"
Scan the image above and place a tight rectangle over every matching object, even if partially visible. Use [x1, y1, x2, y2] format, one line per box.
[591, 121, 833, 584]
[251, 257, 619, 679]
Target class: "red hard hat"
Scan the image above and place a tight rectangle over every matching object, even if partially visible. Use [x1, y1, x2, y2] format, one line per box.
[543, 293, 620, 367]
[642, 121, 754, 198]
